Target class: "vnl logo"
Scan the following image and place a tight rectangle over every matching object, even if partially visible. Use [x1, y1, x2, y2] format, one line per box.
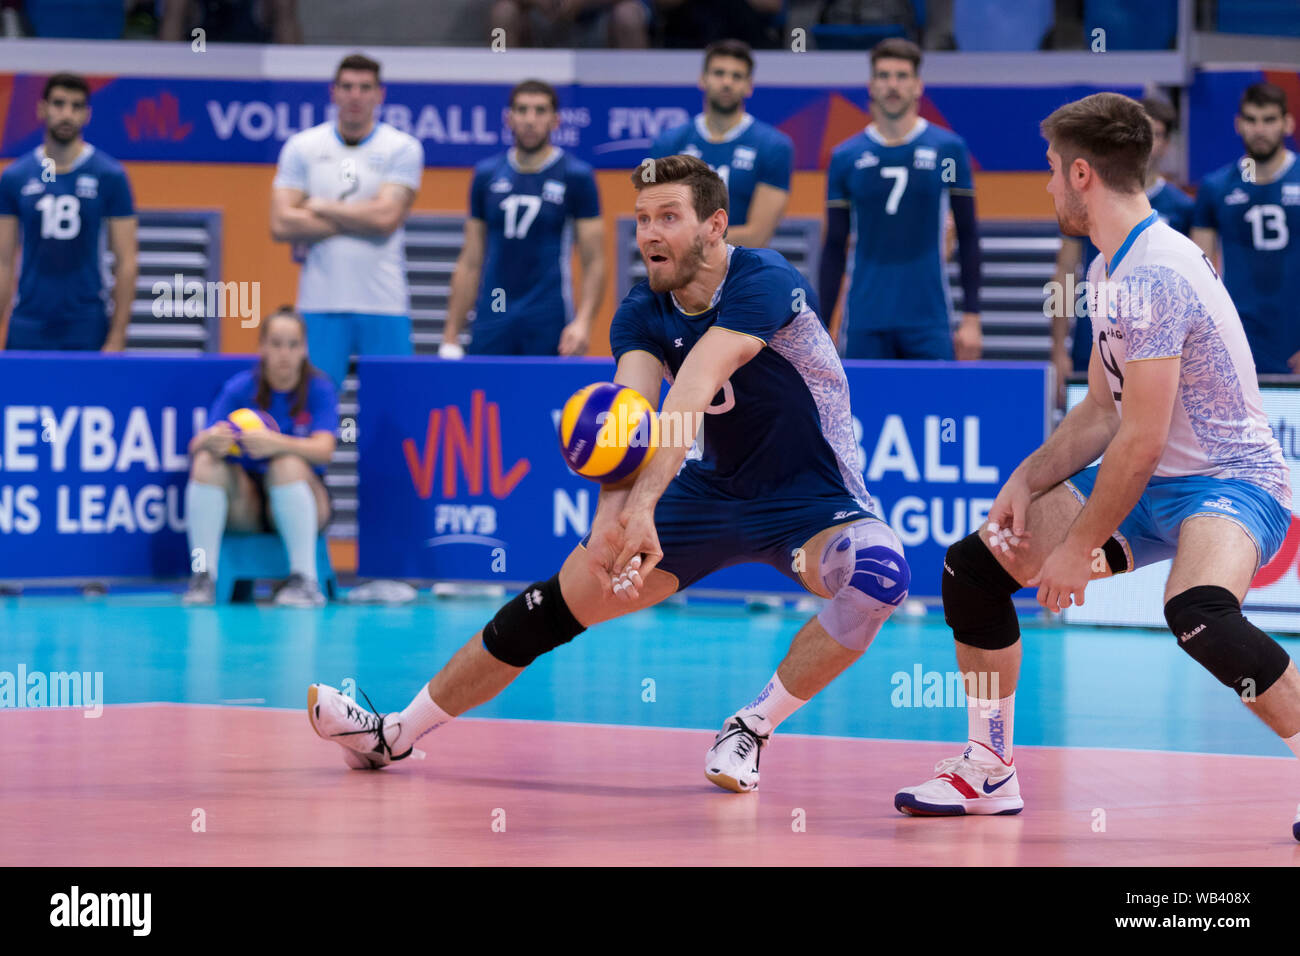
[124, 92, 193, 142]
[402, 390, 530, 545]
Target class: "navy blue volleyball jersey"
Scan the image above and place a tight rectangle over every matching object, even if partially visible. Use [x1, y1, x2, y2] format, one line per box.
[469, 148, 600, 336]
[649, 114, 794, 226]
[826, 119, 973, 336]
[0, 144, 134, 326]
[1193, 151, 1300, 374]
[611, 245, 871, 503]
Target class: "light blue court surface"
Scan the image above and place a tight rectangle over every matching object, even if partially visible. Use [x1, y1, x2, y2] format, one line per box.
[1, 593, 1297, 758]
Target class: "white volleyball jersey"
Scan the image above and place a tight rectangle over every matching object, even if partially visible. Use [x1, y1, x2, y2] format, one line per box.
[1086, 214, 1290, 508]
[273, 121, 423, 314]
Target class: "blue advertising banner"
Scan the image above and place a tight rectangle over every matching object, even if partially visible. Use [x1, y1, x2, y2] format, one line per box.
[357, 357, 1049, 598]
[0, 73, 1139, 172]
[0, 354, 251, 578]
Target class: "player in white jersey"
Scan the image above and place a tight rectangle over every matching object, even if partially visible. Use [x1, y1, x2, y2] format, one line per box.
[270, 53, 423, 387]
[895, 93, 1300, 842]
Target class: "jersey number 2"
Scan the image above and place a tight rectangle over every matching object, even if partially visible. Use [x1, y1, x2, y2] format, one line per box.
[35, 194, 81, 239]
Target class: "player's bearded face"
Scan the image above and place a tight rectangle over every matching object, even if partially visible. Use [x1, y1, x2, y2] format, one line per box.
[646, 233, 707, 293]
[1238, 107, 1287, 163]
[40, 94, 87, 144]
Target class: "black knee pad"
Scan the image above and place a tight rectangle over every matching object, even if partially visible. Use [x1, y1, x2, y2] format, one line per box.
[942, 532, 1023, 650]
[482, 574, 586, 667]
[1165, 586, 1291, 697]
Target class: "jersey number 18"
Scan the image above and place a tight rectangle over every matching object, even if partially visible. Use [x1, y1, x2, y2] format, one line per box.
[35, 194, 81, 240]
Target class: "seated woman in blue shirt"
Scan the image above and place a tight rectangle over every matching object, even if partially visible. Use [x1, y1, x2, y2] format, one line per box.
[183, 306, 339, 606]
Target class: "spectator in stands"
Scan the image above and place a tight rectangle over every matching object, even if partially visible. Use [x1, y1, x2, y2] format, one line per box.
[159, 0, 302, 43]
[0, 73, 138, 351]
[648, 39, 793, 249]
[270, 53, 423, 387]
[1193, 82, 1300, 376]
[1049, 95, 1193, 397]
[490, 0, 650, 47]
[440, 80, 605, 358]
[819, 38, 982, 360]
[183, 307, 337, 607]
[659, 0, 787, 49]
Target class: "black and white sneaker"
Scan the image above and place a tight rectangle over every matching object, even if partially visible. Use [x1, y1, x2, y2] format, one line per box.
[182, 571, 215, 606]
[705, 716, 768, 792]
[307, 684, 413, 770]
[274, 572, 325, 607]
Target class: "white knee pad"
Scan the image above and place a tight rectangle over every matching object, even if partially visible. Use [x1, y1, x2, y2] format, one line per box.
[815, 519, 910, 652]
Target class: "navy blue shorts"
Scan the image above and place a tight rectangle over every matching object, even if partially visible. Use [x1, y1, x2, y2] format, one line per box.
[467, 320, 564, 357]
[5, 312, 108, 350]
[843, 326, 954, 361]
[583, 473, 877, 591]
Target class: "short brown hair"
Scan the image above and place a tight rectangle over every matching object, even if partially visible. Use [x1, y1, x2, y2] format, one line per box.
[630, 154, 729, 223]
[1141, 96, 1178, 134]
[1240, 82, 1288, 116]
[1040, 92, 1152, 194]
[334, 53, 381, 85]
[871, 38, 921, 74]
[703, 39, 754, 76]
[510, 79, 558, 112]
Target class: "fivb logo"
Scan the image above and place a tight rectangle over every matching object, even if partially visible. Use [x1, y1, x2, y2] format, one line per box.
[50, 886, 151, 936]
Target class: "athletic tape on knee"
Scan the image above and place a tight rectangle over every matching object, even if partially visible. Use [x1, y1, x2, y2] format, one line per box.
[942, 532, 1022, 650]
[1165, 586, 1291, 698]
[816, 520, 910, 651]
[482, 574, 586, 667]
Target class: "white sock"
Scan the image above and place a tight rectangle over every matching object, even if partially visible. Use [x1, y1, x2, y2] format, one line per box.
[734, 671, 807, 738]
[1284, 730, 1300, 759]
[968, 692, 1015, 766]
[386, 683, 454, 754]
[268, 480, 318, 579]
[185, 481, 227, 580]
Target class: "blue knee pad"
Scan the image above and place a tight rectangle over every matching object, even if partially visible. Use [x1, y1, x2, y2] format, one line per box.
[816, 520, 910, 651]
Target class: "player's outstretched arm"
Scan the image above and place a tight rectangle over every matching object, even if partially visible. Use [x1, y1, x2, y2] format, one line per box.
[584, 349, 665, 595]
[269, 188, 338, 242]
[0, 215, 17, 347]
[612, 328, 761, 588]
[306, 183, 416, 238]
[441, 218, 486, 356]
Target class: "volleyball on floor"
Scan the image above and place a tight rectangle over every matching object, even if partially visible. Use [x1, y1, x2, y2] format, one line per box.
[225, 407, 279, 457]
[558, 382, 659, 483]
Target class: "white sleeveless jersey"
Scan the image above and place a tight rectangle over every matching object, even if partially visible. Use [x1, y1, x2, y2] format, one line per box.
[1086, 217, 1290, 509]
[273, 121, 423, 314]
